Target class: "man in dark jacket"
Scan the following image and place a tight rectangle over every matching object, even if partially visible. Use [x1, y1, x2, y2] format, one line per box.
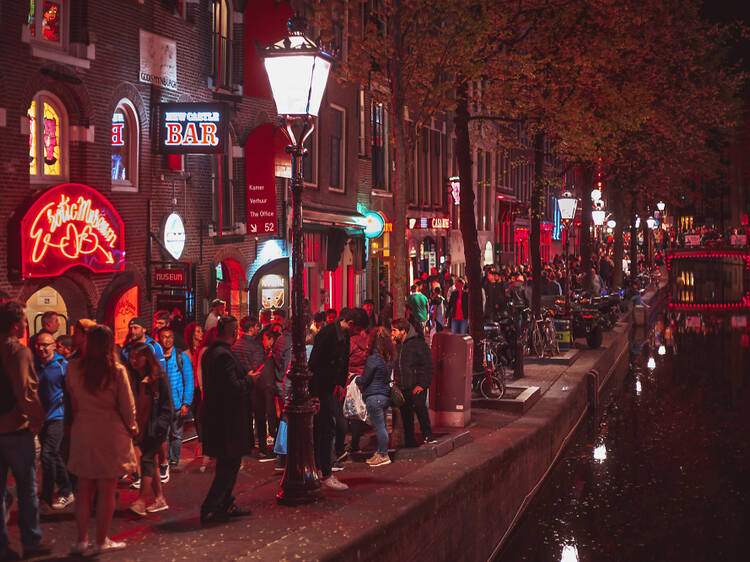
[308, 310, 355, 491]
[484, 269, 506, 322]
[200, 316, 255, 524]
[391, 318, 436, 447]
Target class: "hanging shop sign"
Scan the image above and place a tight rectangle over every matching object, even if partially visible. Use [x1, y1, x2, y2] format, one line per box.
[16, 183, 125, 279]
[158, 103, 227, 154]
[407, 217, 451, 230]
[163, 212, 186, 260]
[244, 123, 278, 235]
[139, 30, 177, 90]
[362, 211, 386, 239]
[449, 177, 461, 205]
[153, 268, 186, 287]
[260, 273, 285, 309]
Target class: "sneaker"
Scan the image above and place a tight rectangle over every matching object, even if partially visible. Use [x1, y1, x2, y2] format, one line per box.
[146, 498, 169, 513]
[93, 538, 126, 554]
[129, 474, 141, 490]
[52, 492, 75, 510]
[320, 475, 349, 491]
[38, 501, 55, 516]
[70, 541, 89, 555]
[336, 450, 349, 462]
[366, 453, 391, 467]
[274, 457, 286, 472]
[168, 460, 178, 468]
[160, 464, 170, 484]
[423, 435, 438, 445]
[331, 461, 345, 472]
[257, 451, 275, 463]
[128, 500, 147, 517]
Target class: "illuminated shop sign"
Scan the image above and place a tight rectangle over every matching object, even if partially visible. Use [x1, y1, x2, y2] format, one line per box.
[158, 103, 227, 154]
[407, 217, 451, 230]
[18, 183, 125, 278]
[163, 212, 186, 260]
[111, 112, 125, 146]
[153, 268, 186, 287]
[449, 176, 461, 205]
[362, 211, 386, 239]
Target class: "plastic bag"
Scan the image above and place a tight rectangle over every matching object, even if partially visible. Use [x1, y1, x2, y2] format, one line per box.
[274, 420, 288, 455]
[343, 379, 367, 421]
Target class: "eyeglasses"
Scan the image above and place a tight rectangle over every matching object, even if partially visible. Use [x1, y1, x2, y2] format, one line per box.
[36, 342, 56, 348]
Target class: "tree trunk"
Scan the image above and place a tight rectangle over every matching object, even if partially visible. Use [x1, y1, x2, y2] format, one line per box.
[530, 131, 545, 317]
[611, 184, 625, 291]
[454, 80, 484, 368]
[389, 0, 408, 319]
[629, 195, 638, 281]
[580, 164, 593, 289]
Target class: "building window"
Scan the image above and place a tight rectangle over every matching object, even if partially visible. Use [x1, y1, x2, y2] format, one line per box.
[329, 105, 345, 192]
[372, 101, 388, 190]
[27, 0, 66, 47]
[358, 89, 367, 156]
[111, 99, 139, 191]
[211, 0, 232, 90]
[430, 129, 441, 207]
[485, 151, 493, 232]
[27, 91, 66, 182]
[476, 149, 484, 230]
[303, 128, 318, 187]
[212, 137, 234, 233]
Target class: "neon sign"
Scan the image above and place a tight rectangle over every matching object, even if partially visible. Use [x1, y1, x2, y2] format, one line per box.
[111, 112, 125, 146]
[158, 103, 227, 154]
[19, 183, 125, 278]
[407, 217, 451, 230]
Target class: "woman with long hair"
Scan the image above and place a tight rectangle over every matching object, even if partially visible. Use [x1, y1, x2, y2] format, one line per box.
[66, 325, 137, 554]
[355, 327, 395, 468]
[126, 343, 173, 516]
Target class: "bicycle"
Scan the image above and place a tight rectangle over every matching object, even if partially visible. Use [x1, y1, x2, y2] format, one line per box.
[473, 324, 506, 399]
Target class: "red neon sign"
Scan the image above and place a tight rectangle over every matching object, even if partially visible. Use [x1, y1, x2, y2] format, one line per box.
[20, 183, 125, 278]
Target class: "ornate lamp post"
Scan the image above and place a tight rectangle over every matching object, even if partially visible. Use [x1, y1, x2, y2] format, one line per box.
[260, 17, 333, 506]
[558, 192, 578, 315]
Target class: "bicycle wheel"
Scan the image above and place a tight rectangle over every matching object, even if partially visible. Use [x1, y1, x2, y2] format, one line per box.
[531, 324, 544, 357]
[480, 373, 505, 399]
[545, 322, 559, 355]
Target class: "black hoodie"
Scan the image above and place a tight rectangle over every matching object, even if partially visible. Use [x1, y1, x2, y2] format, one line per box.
[395, 327, 434, 391]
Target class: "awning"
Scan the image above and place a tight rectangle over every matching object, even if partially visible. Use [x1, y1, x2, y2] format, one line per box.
[303, 207, 366, 235]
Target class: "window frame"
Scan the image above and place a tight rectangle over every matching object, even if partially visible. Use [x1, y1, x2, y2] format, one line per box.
[212, 136, 234, 234]
[27, 91, 68, 185]
[302, 126, 319, 189]
[210, 0, 232, 91]
[328, 104, 346, 193]
[27, 0, 68, 50]
[371, 100, 389, 192]
[111, 98, 140, 193]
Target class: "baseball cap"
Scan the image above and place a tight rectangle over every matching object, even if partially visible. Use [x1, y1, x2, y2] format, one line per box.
[210, 299, 226, 308]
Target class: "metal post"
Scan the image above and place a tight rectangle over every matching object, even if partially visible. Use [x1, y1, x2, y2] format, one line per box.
[564, 224, 571, 317]
[277, 116, 323, 506]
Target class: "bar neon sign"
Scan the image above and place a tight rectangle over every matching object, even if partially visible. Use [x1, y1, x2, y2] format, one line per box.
[158, 103, 227, 154]
[19, 183, 125, 278]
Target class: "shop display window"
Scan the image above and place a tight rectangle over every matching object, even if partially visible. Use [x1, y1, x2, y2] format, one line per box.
[27, 92, 66, 183]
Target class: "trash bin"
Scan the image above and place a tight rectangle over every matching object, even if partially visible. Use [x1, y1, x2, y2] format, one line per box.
[554, 318, 572, 351]
[429, 332, 473, 427]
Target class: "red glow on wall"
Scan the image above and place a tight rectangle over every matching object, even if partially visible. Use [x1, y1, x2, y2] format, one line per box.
[19, 183, 125, 278]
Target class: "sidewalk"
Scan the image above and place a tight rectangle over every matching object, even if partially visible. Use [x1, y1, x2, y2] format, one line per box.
[5, 319, 634, 561]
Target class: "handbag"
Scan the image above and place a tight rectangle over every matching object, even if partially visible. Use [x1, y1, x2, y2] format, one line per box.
[390, 365, 405, 408]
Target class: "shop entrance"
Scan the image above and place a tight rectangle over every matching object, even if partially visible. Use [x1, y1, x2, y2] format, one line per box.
[107, 285, 139, 347]
[25, 286, 69, 338]
[215, 258, 248, 318]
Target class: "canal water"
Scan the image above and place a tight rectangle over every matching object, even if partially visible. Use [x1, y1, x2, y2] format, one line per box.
[495, 305, 750, 561]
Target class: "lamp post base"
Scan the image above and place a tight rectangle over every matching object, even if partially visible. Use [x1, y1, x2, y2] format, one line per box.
[277, 401, 323, 506]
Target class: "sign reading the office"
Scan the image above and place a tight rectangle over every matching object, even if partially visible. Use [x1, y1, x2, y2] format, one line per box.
[244, 123, 278, 235]
[163, 212, 186, 260]
[158, 103, 227, 154]
[17, 183, 125, 278]
[139, 30, 177, 90]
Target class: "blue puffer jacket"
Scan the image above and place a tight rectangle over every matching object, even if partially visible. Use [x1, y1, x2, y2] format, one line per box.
[34, 352, 67, 422]
[356, 353, 392, 400]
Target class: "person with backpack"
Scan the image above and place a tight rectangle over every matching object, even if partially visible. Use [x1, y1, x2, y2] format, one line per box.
[0, 301, 50, 560]
[126, 344, 173, 517]
[429, 286, 447, 336]
[33, 330, 74, 514]
[158, 327, 194, 469]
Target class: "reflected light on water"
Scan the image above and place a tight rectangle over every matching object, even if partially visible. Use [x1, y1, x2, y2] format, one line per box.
[647, 357, 656, 370]
[560, 543, 580, 562]
[593, 444, 607, 462]
[658, 344, 666, 356]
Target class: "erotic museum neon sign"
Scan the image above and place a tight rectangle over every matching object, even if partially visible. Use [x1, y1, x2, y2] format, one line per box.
[20, 183, 125, 278]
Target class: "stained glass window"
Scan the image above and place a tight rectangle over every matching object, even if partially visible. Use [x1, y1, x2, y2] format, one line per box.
[28, 0, 63, 44]
[111, 110, 128, 181]
[42, 1, 61, 42]
[28, 0, 36, 37]
[28, 101, 37, 175]
[28, 93, 65, 180]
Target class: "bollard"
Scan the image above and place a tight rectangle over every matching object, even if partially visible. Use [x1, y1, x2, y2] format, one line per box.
[429, 332, 473, 427]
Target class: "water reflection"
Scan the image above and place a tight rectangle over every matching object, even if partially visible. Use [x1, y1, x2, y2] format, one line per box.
[496, 305, 750, 561]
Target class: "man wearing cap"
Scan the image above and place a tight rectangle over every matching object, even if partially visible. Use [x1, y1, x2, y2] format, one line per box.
[204, 300, 226, 333]
[121, 318, 166, 370]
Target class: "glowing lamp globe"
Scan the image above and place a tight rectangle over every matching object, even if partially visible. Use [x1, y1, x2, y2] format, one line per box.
[591, 189, 602, 202]
[657, 201, 666, 212]
[557, 192, 578, 223]
[646, 217, 658, 230]
[261, 18, 333, 117]
[606, 219, 617, 229]
[592, 210, 606, 226]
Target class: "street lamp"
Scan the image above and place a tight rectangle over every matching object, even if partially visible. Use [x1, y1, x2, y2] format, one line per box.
[592, 209, 606, 227]
[557, 191, 578, 316]
[261, 16, 333, 506]
[646, 216, 658, 230]
[656, 201, 666, 212]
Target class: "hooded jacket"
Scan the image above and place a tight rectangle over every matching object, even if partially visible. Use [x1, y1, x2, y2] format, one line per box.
[395, 327, 434, 391]
[34, 351, 67, 422]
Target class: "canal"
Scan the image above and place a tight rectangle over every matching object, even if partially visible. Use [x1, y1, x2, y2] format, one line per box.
[495, 303, 750, 561]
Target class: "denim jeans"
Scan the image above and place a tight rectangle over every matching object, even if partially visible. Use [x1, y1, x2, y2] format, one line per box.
[451, 318, 469, 334]
[167, 410, 185, 464]
[0, 431, 43, 550]
[39, 420, 72, 505]
[365, 394, 390, 455]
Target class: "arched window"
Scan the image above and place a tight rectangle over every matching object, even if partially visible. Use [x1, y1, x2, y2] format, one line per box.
[27, 91, 67, 182]
[211, 0, 232, 89]
[111, 99, 139, 191]
[212, 136, 234, 234]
